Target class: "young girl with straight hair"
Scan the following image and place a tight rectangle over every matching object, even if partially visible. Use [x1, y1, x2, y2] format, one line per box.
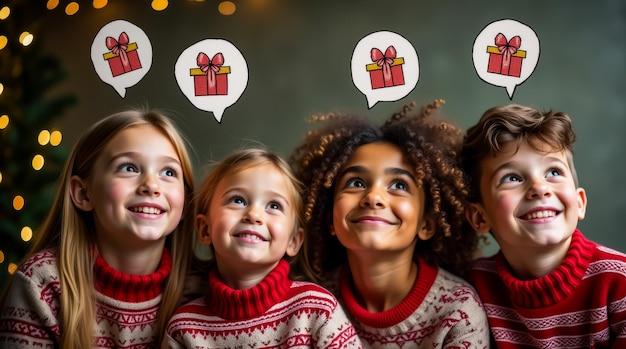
[0, 109, 196, 348]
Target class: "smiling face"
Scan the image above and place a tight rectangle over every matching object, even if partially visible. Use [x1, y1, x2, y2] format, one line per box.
[467, 139, 587, 256]
[332, 142, 432, 258]
[199, 163, 302, 274]
[70, 124, 186, 253]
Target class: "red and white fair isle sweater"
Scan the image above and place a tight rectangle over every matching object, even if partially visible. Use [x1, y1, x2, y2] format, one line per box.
[0, 248, 172, 348]
[470, 229, 626, 348]
[327, 257, 489, 348]
[164, 260, 362, 348]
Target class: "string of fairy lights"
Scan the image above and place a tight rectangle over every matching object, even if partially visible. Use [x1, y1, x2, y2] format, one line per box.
[0, 0, 237, 276]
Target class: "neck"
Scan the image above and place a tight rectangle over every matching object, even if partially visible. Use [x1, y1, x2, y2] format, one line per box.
[500, 236, 572, 279]
[346, 250, 417, 312]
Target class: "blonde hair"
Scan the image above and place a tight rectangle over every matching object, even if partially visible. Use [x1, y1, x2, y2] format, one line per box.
[195, 148, 304, 265]
[22, 109, 195, 348]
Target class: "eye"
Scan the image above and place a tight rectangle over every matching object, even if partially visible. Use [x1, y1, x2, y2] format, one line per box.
[501, 173, 522, 183]
[119, 162, 139, 173]
[160, 167, 178, 177]
[345, 178, 366, 188]
[389, 179, 409, 191]
[229, 195, 246, 206]
[267, 201, 282, 211]
[546, 168, 561, 178]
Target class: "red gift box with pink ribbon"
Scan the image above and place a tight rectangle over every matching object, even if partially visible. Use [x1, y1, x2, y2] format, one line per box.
[190, 52, 230, 96]
[102, 32, 142, 77]
[486, 33, 527, 77]
[366, 46, 405, 89]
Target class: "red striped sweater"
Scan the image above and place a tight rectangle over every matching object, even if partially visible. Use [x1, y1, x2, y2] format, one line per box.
[164, 260, 362, 348]
[470, 229, 626, 348]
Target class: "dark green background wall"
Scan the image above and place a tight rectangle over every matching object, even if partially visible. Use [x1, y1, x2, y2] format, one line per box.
[42, 0, 625, 256]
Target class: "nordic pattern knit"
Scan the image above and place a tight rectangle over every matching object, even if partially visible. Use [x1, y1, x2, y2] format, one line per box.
[164, 259, 362, 348]
[469, 229, 626, 348]
[0, 248, 172, 348]
[326, 256, 489, 348]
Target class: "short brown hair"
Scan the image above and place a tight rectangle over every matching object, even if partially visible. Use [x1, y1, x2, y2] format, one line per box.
[461, 104, 578, 202]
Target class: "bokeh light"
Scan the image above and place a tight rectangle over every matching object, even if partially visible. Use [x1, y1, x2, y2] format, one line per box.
[13, 195, 24, 211]
[151, 0, 168, 11]
[8, 263, 17, 275]
[0, 171, 3, 184]
[47, 0, 60, 10]
[50, 130, 62, 146]
[32, 155, 45, 171]
[21, 227, 33, 242]
[0, 6, 10, 20]
[0, 250, 4, 263]
[65, 2, 79, 15]
[0, 83, 4, 95]
[19, 31, 34, 46]
[38, 130, 51, 145]
[93, 0, 108, 9]
[0, 35, 7, 50]
[0, 115, 8, 129]
[218, 1, 236, 15]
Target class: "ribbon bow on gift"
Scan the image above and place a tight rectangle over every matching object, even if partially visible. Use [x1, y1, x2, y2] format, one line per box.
[495, 33, 521, 75]
[105, 32, 131, 70]
[197, 52, 224, 92]
[371, 46, 397, 86]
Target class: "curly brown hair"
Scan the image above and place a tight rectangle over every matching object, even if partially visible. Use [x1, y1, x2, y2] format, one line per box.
[289, 100, 479, 282]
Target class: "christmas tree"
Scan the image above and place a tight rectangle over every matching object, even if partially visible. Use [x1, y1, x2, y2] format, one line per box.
[0, 0, 77, 291]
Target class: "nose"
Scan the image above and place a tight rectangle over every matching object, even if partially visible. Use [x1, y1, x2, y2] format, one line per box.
[243, 205, 263, 224]
[139, 173, 161, 196]
[526, 177, 552, 200]
[360, 186, 386, 209]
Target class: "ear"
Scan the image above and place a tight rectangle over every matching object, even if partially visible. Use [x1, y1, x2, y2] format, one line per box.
[417, 217, 435, 241]
[466, 202, 491, 234]
[195, 214, 212, 246]
[576, 187, 587, 220]
[285, 227, 305, 257]
[69, 175, 93, 212]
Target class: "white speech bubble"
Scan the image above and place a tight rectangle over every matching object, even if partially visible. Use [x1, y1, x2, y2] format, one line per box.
[351, 31, 419, 109]
[473, 19, 540, 99]
[91, 20, 153, 98]
[175, 39, 248, 123]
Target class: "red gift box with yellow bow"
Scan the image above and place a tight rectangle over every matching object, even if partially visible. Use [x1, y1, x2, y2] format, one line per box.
[486, 33, 526, 77]
[366, 46, 405, 89]
[102, 32, 142, 77]
[190, 52, 230, 96]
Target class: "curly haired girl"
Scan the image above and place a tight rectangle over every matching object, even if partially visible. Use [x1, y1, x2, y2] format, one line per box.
[290, 100, 488, 348]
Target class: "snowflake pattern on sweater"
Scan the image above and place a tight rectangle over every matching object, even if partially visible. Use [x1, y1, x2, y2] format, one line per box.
[0, 248, 172, 348]
[164, 260, 362, 348]
[470, 229, 626, 348]
[325, 257, 489, 348]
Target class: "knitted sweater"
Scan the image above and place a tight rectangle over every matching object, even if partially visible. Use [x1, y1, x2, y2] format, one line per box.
[470, 229, 626, 348]
[164, 260, 362, 348]
[0, 248, 172, 348]
[326, 257, 489, 348]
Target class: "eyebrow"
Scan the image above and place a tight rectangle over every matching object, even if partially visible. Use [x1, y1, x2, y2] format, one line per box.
[339, 165, 416, 183]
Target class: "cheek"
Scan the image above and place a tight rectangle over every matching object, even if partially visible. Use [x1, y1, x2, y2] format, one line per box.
[167, 183, 186, 214]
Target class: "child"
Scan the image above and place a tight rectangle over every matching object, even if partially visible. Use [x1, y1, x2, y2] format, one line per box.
[0, 109, 196, 348]
[461, 104, 626, 347]
[163, 148, 362, 348]
[290, 101, 489, 348]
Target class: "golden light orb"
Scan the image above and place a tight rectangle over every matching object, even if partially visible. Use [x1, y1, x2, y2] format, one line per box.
[0, 35, 7, 50]
[8, 263, 18, 275]
[93, 0, 108, 9]
[0, 114, 8, 129]
[0, 6, 10, 20]
[0, 171, 3, 184]
[21, 227, 33, 242]
[151, 0, 168, 11]
[0, 83, 3, 95]
[50, 130, 62, 146]
[47, 0, 60, 10]
[218, 1, 236, 15]
[19, 31, 34, 46]
[38, 130, 51, 145]
[32, 155, 45, 171]
[13, 195, 24, 210]
[65, 2, 79, 15]
[0, 250, 4, 263]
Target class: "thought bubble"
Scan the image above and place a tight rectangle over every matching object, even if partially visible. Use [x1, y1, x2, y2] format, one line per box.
[351, 30, 419, 109]
[473, 19, 540, 99]
[175, 39, 248, 123]
[91, 20, 152, 98]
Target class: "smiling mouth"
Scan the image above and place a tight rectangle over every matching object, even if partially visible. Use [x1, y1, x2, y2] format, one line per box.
[520, 210, 558, 220]
[235, 232, 267, 241]
[129, 207, 162, 215]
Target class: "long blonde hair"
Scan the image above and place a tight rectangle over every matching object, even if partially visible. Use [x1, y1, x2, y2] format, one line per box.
[24, 109, 196, 348]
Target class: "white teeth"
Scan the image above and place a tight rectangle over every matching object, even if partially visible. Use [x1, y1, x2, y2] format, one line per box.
[238, 233, 264, 241]
[130, 207, 162, 215]
[522, 210, 556, 220]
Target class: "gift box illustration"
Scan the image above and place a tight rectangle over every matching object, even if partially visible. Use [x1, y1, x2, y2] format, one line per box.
[190, 52, 230, 96]
[486, 33, 526, 77]
[366, 46, 405, 89]
[102, 32, 142, 77]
